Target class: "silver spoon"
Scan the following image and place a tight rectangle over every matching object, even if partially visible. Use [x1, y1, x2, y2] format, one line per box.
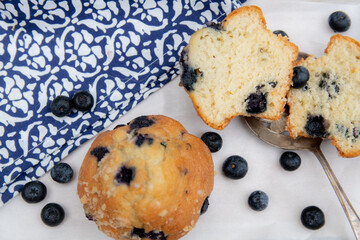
[244, 112, 360, 238]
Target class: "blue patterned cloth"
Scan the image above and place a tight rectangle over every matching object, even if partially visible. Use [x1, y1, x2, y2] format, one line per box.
[0, 0, 246, 206]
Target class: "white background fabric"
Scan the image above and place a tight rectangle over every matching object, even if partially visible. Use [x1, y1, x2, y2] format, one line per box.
[0, 0, 360, 239]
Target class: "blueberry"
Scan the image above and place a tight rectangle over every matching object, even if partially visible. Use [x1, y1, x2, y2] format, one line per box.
[318, 72, 340, 99]
[85, 213, 96, 221]
[248, 190, 269, 211]
[131, 228, 167, 240]
[41, 203, 65, 227]
[132, 228, 146, 238]
[328, 11, 351, 32]
[280, 151, 301, 171]
[135, 133, 154, 147]
[129, 116, 155, 131]
[71, 91, 94, 111]
[305, 115, 329, 138]
[160, 142, 167, 148]
[284, 103, 290, 114]
[245, 93, 267, 114]
[180, 65, 198, 91]
[201, 132, 223, 153]
[292, 66, 310, 88]
[273, 30, 289, 39]
[50, 95, 72, 117]
[255, 84, 265, 91]
[180, 49, 198, 92]
[21, 181, 47, 203]
[301, 206, 325, 230]
[206, 21, 222, 31]
[90, 146, 109, 163]
[51, 162, 73, 184]
[222, 155, 248, 179]
[114, 165, 135, 186]
[319, 78, 328, 90]
[268, 81, 277, 88]
[147, 230, 167, 240]
[353, 127, 360, 139]
[200, 196, 209, 215]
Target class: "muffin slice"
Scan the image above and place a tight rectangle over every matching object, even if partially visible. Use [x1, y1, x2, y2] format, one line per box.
[287, 34, 360, 157]
[180, 5, 298, 130]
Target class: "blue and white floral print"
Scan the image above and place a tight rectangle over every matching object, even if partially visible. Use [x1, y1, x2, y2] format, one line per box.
[0, 0, 246, 206]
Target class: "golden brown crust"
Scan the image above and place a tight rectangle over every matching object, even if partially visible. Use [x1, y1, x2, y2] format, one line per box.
[223, 5, 266, 28]
[325, 34, 360, 54]
[181, 5, 298, 130]
[188, 96, 231, 130]
[331, 138, 360, 158]
[77, 115, 214, 239]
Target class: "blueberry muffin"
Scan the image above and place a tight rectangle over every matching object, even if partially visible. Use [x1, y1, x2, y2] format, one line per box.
[180, 5, 298, 130]
[287, 34, 360, 157]
[77, 115, 214, 240]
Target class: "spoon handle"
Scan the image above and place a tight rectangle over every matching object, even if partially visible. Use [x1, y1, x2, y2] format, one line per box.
[312, 147, 360, 239]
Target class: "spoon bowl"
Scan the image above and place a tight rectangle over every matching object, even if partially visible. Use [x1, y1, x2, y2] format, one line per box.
[244, 116, 322, 150]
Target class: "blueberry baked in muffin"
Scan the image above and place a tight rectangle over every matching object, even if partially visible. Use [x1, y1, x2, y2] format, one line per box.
[287, 34, 360, 157]
[180, 5, 298, 130]
[77, 115, 214, 240]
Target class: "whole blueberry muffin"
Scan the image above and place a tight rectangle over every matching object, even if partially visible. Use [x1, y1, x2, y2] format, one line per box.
[287, 34, 360, 157]
[180, 5, 298, 130]
[77, 115, 214, 240]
